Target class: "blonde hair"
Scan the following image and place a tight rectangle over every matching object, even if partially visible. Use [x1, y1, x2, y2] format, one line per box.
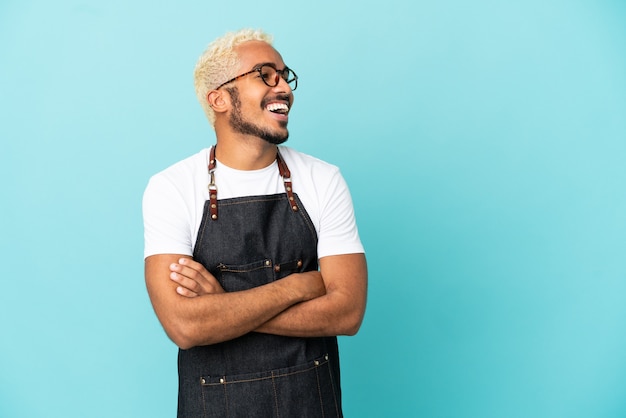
[193, 28, 274, 127]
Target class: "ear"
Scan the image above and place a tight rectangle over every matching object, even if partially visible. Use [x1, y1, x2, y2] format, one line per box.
[207, 90, 229, 115]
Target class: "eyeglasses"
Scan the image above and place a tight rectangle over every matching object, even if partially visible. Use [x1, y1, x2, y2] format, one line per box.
[215, 64, 298, 91]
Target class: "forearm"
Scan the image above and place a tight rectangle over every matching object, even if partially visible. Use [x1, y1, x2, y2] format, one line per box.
[145, 255, 325, 349]
[255, 253, 368, 338]
[168, 280, 304, 348]
[254, 289, 365, 337]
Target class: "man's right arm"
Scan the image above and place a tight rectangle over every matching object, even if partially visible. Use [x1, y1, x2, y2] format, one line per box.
[145, 254, 326, 349]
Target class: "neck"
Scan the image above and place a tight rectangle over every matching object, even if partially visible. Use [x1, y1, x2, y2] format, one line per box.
[213, 132, 278, 170]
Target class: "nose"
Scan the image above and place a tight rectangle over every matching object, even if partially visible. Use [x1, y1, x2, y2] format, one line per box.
[273, 73, 293, 94]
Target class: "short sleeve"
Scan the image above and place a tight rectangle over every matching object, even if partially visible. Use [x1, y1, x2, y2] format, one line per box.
[316, 169, 364, 259]
[142, 174, 195, 258]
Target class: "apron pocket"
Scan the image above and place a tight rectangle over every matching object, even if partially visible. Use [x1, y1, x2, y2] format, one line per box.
[216, 259, 274, 292]
[199, 354, 341, 418]
[272, 258, 306, 280]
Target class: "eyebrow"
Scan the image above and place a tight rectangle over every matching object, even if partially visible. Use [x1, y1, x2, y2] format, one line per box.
[251, 62, 286, 70]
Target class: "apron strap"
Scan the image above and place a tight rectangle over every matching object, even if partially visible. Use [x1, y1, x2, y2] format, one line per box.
[208, 146, 218, 220]
[207, 145, 299, 220]
[276, 149, 299, 213]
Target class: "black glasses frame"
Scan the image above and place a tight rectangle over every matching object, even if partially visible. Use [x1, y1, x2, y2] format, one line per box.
[215, 64, 298, 91]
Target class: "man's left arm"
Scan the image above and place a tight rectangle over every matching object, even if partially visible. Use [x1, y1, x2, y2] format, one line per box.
[256, 166, 368, 337]
[255, 252, 367, 337]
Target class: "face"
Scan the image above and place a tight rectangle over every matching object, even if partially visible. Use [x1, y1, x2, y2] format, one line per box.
[225, 41, 295, 144]
[227, 86, 288, 144]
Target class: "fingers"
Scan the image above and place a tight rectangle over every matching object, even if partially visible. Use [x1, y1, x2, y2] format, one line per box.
[170, 260, 205, 283]
[170, 271, 202, 296]
[169, 259, 225, 295]
[173, 258, 213, 282]
[178, 257, 207, 274]
[175, 284, 198, 298]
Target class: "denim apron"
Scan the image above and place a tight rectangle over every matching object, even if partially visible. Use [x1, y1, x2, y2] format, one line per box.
[177, 147, 343, 417]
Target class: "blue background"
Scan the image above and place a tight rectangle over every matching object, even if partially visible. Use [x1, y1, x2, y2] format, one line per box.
[1, 0, 625, 417]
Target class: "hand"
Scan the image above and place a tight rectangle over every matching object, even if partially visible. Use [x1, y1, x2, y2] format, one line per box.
[169, 258, 224, 298]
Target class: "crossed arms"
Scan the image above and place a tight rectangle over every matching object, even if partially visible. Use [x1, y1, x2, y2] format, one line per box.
[144, 253, 367, 350]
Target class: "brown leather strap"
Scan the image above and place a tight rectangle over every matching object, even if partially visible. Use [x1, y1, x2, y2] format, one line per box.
[207, 146, 298, 221]
[276, 149, 299, 212]
[208, 146, 218, 220]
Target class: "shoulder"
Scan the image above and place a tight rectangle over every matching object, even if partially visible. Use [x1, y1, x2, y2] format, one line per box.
[277, 146, 353, 219]
[143, 148, 210, 206]
[277, 146, 340, 180]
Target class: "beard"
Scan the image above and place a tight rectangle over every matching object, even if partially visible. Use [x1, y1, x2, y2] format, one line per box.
[226, 87, 289, 145]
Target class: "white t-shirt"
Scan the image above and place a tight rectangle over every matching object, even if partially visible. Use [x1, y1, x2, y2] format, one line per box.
[143, 146, 364, 259]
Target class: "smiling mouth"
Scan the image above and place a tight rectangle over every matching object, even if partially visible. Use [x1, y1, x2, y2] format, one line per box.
[266, 103, 289, 114]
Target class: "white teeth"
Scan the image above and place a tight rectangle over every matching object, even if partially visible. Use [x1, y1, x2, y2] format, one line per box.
[266, 103, 289, 113]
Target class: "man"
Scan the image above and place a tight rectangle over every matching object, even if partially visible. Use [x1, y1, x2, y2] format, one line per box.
[143, 28, 367, 417]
